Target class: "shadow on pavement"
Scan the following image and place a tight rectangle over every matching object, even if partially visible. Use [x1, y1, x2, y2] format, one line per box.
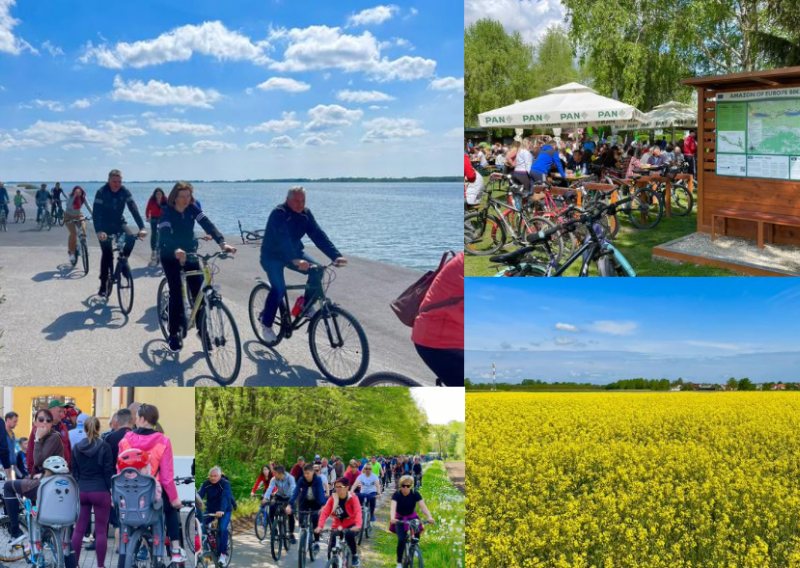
[242, 341, 323, 386]
[136, 304, 162, 333]
[32, 267, 84, 282]
[130, 264, 163, 279]
[113, 339, 216, 386]
[42, 297, 129, 340]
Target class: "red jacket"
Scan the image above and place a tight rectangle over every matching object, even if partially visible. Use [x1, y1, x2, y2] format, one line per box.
[252, 471, 273, 495]
[290, 463, 304, 482]
[412, 252, 464, 350]
[146, 197, 166, 220]
[318, 492, 363, 530]
[683, 136, 697, 157]
[27, 421, 71, 475]
[464, 155, 476, 182]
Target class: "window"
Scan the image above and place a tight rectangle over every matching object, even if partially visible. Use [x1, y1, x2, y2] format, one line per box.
[31, 395, 76, 425]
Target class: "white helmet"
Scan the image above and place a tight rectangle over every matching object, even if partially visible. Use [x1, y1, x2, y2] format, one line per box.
[43, 456, 69, 474]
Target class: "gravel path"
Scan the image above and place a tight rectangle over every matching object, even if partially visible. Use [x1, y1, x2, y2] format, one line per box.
[660, 232, 800, 274]
[444, 462, 465, 495]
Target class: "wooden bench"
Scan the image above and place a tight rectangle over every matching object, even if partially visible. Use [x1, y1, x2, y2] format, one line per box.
[711, 209, 800, 249]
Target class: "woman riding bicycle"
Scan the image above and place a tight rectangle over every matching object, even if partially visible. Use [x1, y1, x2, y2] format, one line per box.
[64, 186, 93, 265]
[316, 477, 363, 567]
[117, 404, 186, 566]
[390, 475, 435, 568]
[158, 181, 236, 352]
[351, 463, 381, 523]
[250, 463, 276, 498]
[145, 187, 167, 264]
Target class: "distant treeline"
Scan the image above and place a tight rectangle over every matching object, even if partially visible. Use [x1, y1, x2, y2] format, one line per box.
[8, 177, 460, 184]
[465, 377, 788, 391]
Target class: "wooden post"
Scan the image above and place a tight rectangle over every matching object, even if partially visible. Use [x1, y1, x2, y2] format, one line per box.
[696, 87, 705, 234]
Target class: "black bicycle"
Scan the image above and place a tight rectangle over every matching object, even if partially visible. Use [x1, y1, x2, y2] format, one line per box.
[397, 518, 432, 568]
[248, 263, 369, 385]
[238, 220, 264, 244]
[66, 216, 91, 275]
[175, 476, 196, 554]
[268, 498, 292, 560]
[102, 232, 136, 314]
[297, 510, 318, 568]
[203, 514, 233, 568]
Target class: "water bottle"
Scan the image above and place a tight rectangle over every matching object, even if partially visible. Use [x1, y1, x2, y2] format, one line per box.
[292, 296, 305, 317]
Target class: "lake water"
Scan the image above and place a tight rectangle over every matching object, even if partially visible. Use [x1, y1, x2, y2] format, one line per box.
[67, 182, 460, 271]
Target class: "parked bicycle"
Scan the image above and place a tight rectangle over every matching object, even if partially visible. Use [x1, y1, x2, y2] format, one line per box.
[248, 263, 369, 385]
[101, 232, 136, 314]
[237, 219, 265, 244]
[17, 475, 79, 568]
[66, 216, 92, 275]
[157, 241, 242, 383]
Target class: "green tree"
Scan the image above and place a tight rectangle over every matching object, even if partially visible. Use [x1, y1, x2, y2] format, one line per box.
[727, 377, 738, 390]
[535, 26, 582, 93]
[738, 377, 754, 391]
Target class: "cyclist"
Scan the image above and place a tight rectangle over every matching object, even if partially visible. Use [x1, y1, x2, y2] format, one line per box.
[13, 190, 27, 220]
[314, 463, 330, 497]
[117, 404, 186, 566]
[343, 459, 361, 489]
[393, 459, 404, 485]
[412, 457, 423, 488]
[145, 187, 167, 264]
[64, 186, 93, 265]
[0, 182, 9, 220]
[158, 181, 236, 352]
[316, 478, 363, 567]
[51, 182, 65, 219]
[197, 466, 233, 566]
[369, 456, 382, 483]
[92, 169, 147, 298]
[261, 464, 297, 544]
[287, 464, 327, 552]
[258, 186, 347, 342]
[35, 183, 51, 223]
[390, 475, 435, 568]
[250, 463, 276, 498]
[351, 463, 381, 523]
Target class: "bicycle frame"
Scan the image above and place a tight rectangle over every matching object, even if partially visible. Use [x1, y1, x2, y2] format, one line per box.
[182, 262, 215, 330]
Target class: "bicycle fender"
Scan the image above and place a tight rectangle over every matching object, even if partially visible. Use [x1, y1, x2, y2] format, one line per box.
[604, 243, 637, 276]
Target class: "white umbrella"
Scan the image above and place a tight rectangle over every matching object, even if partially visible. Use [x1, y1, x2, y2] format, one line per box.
[643, 100, 696, 143]
[478, 83, 647, 130]
[513, 99, 523, 142]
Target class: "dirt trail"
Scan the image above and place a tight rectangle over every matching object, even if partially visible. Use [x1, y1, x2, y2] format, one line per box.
[445, 461, 465, 494]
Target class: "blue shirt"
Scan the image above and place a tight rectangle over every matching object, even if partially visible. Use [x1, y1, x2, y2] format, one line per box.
[531, 146, 566, 177]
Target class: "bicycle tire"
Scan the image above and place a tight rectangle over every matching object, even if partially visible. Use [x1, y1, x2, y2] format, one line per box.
[46, 213, 52, 231]
[248, 282, 287, 347]
[359, 372, 423, 387]
[527, 215, 564, 265]
[325, 556, 341, 568]
[186, 507, 196, 554]
[464, 211, 506, 256]
[308, 529, 316, 563]
[201, 300, 242, 384]
[627, 188, 663, 230]
[670, 183, 693, 216]
[117, 260, 135, 315]
[40, 526, 64, 568]
[298, 530, 307, 568]
[156, 278, 171, 340]
[283, 515, 290, 551]
[222, 528, 233, 567]
[366, 511, 372, 539]
[125, 528, 157, 568]
[81, 239, 90, 275]
[358, 509, 367, 545]
[57, 212, 65, 226]
[408, 544, 424, 568]
[309, 304, 369, 385]
[0, 517, 26, 561]
[255, 507, 268, 543]
[269, 515, 281, 559]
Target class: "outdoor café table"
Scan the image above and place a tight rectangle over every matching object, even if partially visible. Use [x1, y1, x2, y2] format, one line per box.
[537, 180, 615, 208]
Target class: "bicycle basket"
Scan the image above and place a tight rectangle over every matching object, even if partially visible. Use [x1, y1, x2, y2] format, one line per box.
[112, 469, 163, 528]
[36, 474, 79, 528]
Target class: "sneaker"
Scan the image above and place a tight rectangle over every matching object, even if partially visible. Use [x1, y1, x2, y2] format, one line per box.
[69, 253, 77, 265]
[371, 516, 376, 523]
[397, 564, 403, 568]
[168, 335, 183, 352]
[170, 550, 187, 564]
[98, 284, 108, 298]
[218, 554, 227, 565]
[260, 323, 278, 342]
[312, 543, 320, 553]
[290, 535, 297, 545]
[352, 555, 360, 567]
[137, 547, 149, 561]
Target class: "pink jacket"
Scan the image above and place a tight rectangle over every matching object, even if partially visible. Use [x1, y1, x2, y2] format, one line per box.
[118, 429, 178, 503]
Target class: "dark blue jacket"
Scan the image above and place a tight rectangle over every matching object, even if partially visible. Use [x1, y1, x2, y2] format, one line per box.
[290, 473, 327, 508]
[260, 204, 341, 269]
[158, 204, 225, 257]
[92, 183, 145, 235]
[531, 145, 566, 177]
[198, 477, 233, 514]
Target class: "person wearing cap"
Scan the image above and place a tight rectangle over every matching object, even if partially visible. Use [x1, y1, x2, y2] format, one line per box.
[27, 399, 71, 474]
[64, 186, 93, 266]
[68, 413, 90, 448]
[290, 456, 305, 482]
[333, 456, 345, 480]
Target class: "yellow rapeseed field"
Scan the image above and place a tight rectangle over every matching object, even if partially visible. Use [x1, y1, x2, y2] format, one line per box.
[466, 392, 800, 568]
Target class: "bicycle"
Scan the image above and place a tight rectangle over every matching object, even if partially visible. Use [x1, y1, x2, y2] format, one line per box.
[175, 476, 196, 554]
[157, 243, 242, 383]
[266, 497, 292, 560]
[356, 494, 375, 545]
[0, 208, 6, 232]
[203, 515, 233, 568]
[237, 219, 265, 244]
[297, 509, 319, 568]
[66, 216, 91, 275]
[37, 207, 52, 231]
[248, 263, 369, 385]
[101, 232, 136, 314]
[396, 518, 433, 568]
[14, 205, 26, 223]
[414, 473, 423, 490]
[321, 528, 358, 568]
[52, 200, 65, 226]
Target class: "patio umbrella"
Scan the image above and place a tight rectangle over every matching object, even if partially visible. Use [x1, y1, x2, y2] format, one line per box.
[478, 83, 647, 132]
[643, 100, 696, 143]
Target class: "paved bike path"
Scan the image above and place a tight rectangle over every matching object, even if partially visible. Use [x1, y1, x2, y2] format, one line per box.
[0, 206, 435, 385]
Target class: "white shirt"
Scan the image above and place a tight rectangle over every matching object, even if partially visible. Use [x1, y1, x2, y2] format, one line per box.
[356, 473, 380, 496]
[514, 149, 533, 173]
[464, 173, 485, 205]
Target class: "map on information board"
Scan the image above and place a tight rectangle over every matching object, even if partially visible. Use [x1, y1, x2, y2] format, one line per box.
[746, 100, 800, 155]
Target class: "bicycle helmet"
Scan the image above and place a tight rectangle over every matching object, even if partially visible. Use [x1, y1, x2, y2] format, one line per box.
[118, 448, 150, 470]
[43, 456, 69, 474]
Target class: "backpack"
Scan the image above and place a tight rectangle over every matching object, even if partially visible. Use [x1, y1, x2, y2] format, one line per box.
[36, 474, 79, 528]
[391, 251, 461, 328]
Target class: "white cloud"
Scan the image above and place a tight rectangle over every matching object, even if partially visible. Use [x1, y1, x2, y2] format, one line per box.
[370, 55, 436, 81]
[303, 136, 336, 146]
[61, 143, 84, 150]
[0, 132, 42, 150]
[464, 0, 567, 45]
[71, 98, 92, 109]
[245, 111, 301, 133]
[686, 341, 744, 351]
[148, 119, 219, 136]
[554, 337, 576, 345]
[445, 127, 462, 137]
[32, 99, 65, 112]
[588, 320, 639, 336]
[141, 111, 157, 118]
[305, 104, 363, 131]
[79, 21, 270, 68]
[41, 40, 64, 57]
[347, 5, 399, 26]
[0, 0, 37, 55]
[336, 89, 394, 103]
[555, 323, 581, 333]
[19, 120, 145, 149]
[112, 75, 222, 109]
[361, 117, 426, 142]
[246, 142, 270, 151]
[192, 140, 237, 153]
[368, 105, 388, 110]
[256, 77, 310, 93]
[429, 76, 464, 92]
[97, 120, 148, 139]
[269, 135, 294, 148]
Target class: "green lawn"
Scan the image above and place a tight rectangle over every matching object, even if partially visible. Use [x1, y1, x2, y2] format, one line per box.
[465, 182, 739, 277]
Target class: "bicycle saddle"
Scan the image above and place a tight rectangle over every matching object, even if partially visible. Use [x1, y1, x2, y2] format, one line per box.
[490, 248, 529, 264]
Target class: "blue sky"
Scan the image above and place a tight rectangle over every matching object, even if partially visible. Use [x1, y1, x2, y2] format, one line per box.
[0, 0, 463, 180]
[466, 279, 800, 384]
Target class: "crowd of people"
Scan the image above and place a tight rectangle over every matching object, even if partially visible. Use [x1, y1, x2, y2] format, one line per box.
[0, 401, 187, 568]
[199, 454, 431, 568]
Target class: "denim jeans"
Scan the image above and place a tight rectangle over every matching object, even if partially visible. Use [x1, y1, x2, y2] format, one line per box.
[260, 252, 321, 327]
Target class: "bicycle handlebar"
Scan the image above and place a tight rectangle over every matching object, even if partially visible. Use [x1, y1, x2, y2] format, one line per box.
[525, 196, 634, 245]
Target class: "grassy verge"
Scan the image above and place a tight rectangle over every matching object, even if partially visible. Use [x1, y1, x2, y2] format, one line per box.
[465, 182, 738, 277]
[230, 497, 261, 522]
[371, 461, 465, 567]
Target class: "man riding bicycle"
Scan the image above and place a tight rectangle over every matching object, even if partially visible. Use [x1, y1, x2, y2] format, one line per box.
[51, 182, 65, 218]
[261, 465, 297, 544]
[198, 466, 234, 566]
[258, 186, 348, 342]
[35, 183, 51, 223]
[287, 464, 327, 552]
[92, 169, 146, 298]
[0, 182, 9, 220]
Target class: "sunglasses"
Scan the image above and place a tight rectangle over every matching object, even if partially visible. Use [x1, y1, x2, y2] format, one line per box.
[401, 485, 412, 488]
[37, 416, 53, 423]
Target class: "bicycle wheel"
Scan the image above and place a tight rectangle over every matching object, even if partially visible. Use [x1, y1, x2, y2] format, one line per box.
[407, 544, 424, 568]
[185, 507, 196, 554]
[255, 506, 268, 542]
[366, 510, 372, 539]
[117, 260, 135, 315]
[325, 556, 341, 568]
[359, 372, 423, 387]
[201, 300, 242, 384]
[670, 183, 693, 216]
[222, 529, 233, 567]
[0, 517, 27, 561]
[80, 238, 90, 275]
[40, 526, 65, 568]
[0, 213, 6, 232]
[298, 530, 307, 568]
[38, 214, 44, 231]
[358, 509, 367, 545]
[627, 188, 663, 230]
[248, 282, 287, 347]
[269, 516, 282, 559]
[156, 278, 170, 340]
[309, 304, 369, 385]
[20, 209, 25, 223]
[526, 215, 564, 265]
[57, 212, 65, 226]
[464, 211, 506, 256]
[46, 213, 52, 231]
[124, 528, 156, 568]
[307, 529, 316, 562]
